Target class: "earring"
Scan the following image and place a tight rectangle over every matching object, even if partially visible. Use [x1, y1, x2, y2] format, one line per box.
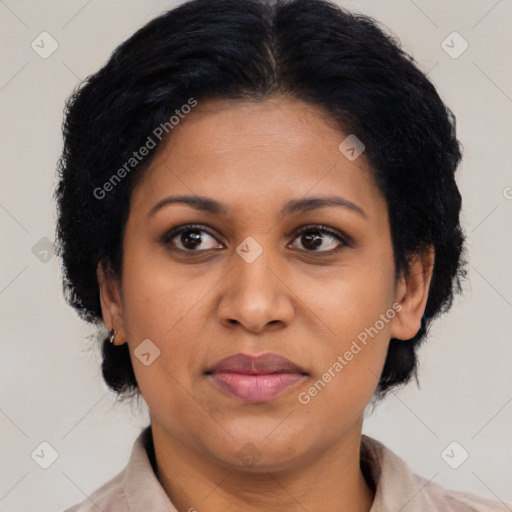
[109, 329, 118, 344]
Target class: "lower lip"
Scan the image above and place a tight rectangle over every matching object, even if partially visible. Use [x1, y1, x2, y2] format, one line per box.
[208, 372, 306, 402]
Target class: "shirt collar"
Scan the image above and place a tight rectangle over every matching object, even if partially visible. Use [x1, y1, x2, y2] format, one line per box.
[122, 426, 177, 511]
[361, 433, 440, 511]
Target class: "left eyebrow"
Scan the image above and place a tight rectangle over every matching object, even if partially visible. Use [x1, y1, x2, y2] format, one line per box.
[281, 196, 366, 218]
[147, 194, 366, 219]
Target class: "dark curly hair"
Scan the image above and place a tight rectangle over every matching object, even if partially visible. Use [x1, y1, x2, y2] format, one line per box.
[54, 0, 467, 403]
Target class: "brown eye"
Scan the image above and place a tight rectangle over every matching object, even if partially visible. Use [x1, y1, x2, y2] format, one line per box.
[290, 225, 348, 253]
[162, 225, 222, 252]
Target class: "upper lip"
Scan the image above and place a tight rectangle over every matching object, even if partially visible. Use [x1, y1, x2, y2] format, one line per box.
[207, 353, 307, 375]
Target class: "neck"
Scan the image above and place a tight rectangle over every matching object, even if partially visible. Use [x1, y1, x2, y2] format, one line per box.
[148, 417, 375, 512]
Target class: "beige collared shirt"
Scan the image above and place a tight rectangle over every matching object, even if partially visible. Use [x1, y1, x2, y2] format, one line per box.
[63, 427, 510, 511]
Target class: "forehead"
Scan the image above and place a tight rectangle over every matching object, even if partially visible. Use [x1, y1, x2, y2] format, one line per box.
[129, 97, 385, 220]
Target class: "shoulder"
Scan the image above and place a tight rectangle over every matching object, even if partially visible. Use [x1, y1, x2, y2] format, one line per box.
[62, 468, 129, 512]
[361, 435, 511, 511]
[433, 486, 511, 511]
[409, 471, 511, 511]
[61, 426, 173, 512]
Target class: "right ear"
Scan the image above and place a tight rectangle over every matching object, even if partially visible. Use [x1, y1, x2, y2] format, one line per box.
[97, 260, 126, 344]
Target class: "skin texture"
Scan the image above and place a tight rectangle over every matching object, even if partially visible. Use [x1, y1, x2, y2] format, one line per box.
[97, 97, 434, 512]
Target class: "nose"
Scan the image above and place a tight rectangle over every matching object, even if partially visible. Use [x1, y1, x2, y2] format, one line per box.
[217, 245, 295, 334]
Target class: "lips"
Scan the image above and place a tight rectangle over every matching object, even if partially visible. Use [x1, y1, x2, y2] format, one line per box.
[207, 352, 307, 375]
[206, 353, 307, 403]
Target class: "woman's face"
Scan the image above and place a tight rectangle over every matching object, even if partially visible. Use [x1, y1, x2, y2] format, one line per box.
[100, 97, 430, 471]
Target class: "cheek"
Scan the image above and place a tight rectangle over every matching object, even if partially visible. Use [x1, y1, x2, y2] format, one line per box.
[118, 255, 210, 410]
[295, 318, 390, 440]
[304, 256, 396, 344]
[120, 260, 208, 425]
[120, 245, 202, 343]
[295, 252, 396, 408]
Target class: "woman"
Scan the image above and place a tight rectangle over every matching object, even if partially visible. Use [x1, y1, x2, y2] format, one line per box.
[55, 0, 509, 510]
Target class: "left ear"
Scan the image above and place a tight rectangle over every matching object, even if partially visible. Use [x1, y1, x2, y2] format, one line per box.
[390, 245, 435, 341]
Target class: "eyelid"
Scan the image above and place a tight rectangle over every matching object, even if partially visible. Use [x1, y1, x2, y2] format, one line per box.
[161, 223, 352, 253]
[290, 224, 352, 250]
[160, 223, 222, 246]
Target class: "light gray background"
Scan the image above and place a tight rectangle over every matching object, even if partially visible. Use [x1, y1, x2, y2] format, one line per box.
[1, 1, 511, 510]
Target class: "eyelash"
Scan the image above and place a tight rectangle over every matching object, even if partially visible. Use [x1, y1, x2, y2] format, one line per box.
[160, 223, 351, 255]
